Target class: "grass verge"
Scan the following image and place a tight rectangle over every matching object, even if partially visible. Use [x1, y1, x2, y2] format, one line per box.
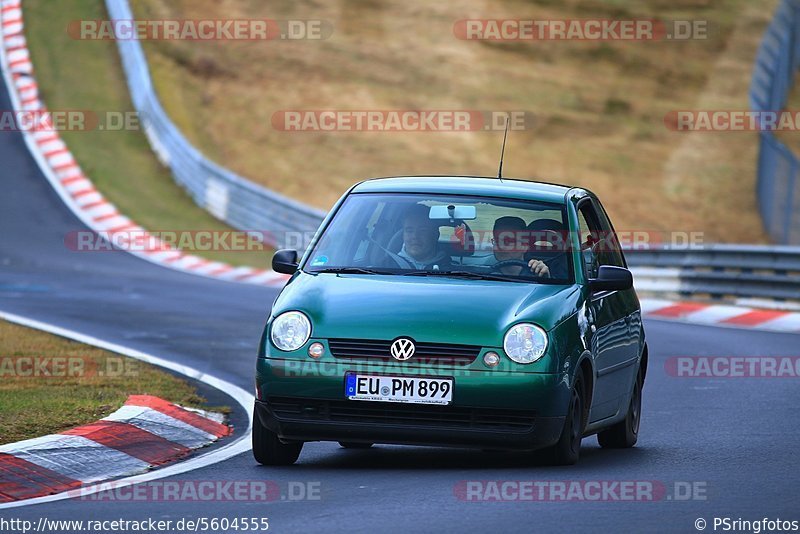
[21, 0, 271, 268]
[0, 319, 221, 446]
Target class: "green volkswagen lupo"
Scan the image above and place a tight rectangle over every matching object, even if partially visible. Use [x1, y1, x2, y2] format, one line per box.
[253, 176, 646, 466]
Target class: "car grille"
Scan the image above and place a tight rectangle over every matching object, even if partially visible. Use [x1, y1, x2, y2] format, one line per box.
[267, 396, 536, 433]
[327, 338, 481, 366]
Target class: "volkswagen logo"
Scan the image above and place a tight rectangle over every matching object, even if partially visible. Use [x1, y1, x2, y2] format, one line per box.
[390, 338, 415, 361]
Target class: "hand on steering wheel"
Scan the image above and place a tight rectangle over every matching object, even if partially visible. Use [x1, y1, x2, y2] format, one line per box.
[490, 259, 550, 277]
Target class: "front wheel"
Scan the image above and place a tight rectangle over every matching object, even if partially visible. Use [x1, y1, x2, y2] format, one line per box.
[598, 369, 642, 449]
[252, 410, 303, 466]
[542, 376, 584, 465]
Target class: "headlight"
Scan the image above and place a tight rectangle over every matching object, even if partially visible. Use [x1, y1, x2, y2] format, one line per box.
[270, 311, 311, 351]
[503, 323, 548, 364]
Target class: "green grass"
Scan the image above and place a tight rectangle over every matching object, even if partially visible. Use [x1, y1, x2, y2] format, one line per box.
[0, 320, 224, 445]
[22, 0, 271, 268]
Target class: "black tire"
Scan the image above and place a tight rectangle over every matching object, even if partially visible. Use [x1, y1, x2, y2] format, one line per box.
[252, 411, 302, 466]
[542, 376, 585, 466]
[338, 441, 374, 449]
[598, 368, 642, 449]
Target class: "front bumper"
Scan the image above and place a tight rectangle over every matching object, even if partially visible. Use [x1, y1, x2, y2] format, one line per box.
[255, 358, 569, 450]
[255, 398, 564, 450]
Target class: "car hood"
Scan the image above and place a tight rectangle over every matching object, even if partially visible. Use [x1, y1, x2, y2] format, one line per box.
[272, 272, 583, 346]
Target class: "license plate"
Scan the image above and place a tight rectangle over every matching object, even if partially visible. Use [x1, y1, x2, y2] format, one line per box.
[345, 373, 453, 405]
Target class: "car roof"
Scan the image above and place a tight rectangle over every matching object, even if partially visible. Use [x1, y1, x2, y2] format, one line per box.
[350, 175, 586, 204]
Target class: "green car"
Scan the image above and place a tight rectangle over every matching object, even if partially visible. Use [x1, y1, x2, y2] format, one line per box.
[253, 176, 646, 466]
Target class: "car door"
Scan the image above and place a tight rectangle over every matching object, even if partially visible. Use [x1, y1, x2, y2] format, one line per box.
[577, 199, 639, 422]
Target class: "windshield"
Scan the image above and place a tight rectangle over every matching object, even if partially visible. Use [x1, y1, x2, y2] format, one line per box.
[303, 192, 573, 284]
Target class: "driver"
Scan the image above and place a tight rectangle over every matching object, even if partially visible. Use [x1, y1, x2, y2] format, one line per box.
[396, 204, 452, 270]
[493, 216, 550, 277]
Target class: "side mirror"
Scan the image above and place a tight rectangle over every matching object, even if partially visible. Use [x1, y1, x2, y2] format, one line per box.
[589, 265, 633, 292]
[272, 249, 299, 275]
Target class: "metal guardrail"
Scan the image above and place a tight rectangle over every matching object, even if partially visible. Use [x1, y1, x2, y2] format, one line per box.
[104, 0, 326, 247]
[626, 245, 800, 306]
[750, 0, 800, 245]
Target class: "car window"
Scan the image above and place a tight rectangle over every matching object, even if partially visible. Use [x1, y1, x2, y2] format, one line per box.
[576, 204, 599, 279]
[577, 200, 626, 280]
[303, 192, 573, 284]
[594, 201, 626, 268]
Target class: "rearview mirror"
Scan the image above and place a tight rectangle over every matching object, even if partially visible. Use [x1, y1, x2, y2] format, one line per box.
[588, 265, 633, 292]
[272, 249, 299, 275]
[429, 204, 477, 220]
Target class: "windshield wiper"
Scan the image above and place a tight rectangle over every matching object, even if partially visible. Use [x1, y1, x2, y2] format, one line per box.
[313, 267, 387, 275]
[403, 270, 522, 283]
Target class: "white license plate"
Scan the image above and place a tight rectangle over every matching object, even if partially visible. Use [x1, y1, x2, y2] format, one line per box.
[345, 373, 453, 405]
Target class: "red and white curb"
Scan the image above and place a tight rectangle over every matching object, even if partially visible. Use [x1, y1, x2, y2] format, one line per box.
[640, 298, 800, 333]
[0, 395, 231, 503]
[0, 0, 287, 288]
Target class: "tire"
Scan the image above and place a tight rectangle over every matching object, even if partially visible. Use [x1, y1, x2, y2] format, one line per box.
[338, 441, 374, 449]
[598, 368, 642, 449]
[542, 375, 585, 466]
[252, 410, 303, 466]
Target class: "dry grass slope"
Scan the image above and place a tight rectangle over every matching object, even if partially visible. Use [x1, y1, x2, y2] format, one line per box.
[134, 0, 778, 243]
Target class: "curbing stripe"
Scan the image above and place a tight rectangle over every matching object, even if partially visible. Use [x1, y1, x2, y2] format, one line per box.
[640, 298, 800, 334]
[0, 453, 81, 503]
[646, 301, 709, 318]
[0, 395, 230, 502]
[0, 434, 150, 483]
[62, 421, 191, 466]
[721, 309, 790, 326]
[103, 406, 219, 449]
[125, 395, 231, 439]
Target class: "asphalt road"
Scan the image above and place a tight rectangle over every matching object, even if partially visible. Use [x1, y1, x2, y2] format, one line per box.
[1, 81, 799, 534]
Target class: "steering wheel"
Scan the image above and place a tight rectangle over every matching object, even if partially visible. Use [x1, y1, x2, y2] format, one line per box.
[489, 259, 531, 273]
